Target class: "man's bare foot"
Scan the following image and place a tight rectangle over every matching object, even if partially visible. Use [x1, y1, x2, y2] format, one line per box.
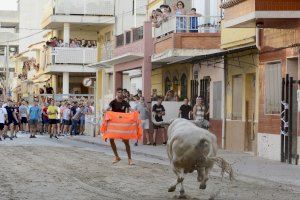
[128, 159, 135, 165]
[113, 157, 121, 164]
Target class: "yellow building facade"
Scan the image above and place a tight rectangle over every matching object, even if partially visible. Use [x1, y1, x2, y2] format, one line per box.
[221, 26, 259, 153]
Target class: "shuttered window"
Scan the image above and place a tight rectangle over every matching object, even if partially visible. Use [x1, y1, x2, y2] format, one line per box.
[265, 62, 281, 114]
[213, 81, 222, 119]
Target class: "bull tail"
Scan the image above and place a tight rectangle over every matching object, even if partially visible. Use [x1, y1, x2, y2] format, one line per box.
[209, 157, 235, 181]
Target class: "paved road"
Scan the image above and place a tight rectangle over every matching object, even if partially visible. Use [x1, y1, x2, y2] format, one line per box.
[0, 134, 299, 200]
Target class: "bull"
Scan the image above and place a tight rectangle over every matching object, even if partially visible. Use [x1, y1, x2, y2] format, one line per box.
[153, 118, 233, 198]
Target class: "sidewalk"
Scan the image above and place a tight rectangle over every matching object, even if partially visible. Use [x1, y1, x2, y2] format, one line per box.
[69, 135, 300, 188]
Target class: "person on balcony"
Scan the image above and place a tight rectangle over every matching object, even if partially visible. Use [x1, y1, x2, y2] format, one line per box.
[87, 40, 92, 48]
[160, 4, 171, 22]
[155, 8, 164, 28]
[172, 1, 186, 32]
[150, 10, 158, 28]
[189, 8, 202, 33]
[57, 39, 64, 47]
[69, 39, 76, 48]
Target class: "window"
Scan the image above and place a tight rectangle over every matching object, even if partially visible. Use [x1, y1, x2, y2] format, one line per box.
[265, 62, 281, 114]
[213, 81, 222, 119]
[180, 74, 187, 98]
[232, 75, 243, 120]
[116, 34, 124, 47]
[133, 26, 143, 42]
[125, 31, 131, 44]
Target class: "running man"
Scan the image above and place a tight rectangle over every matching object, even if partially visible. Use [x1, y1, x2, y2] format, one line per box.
[29, 100, 41, 138]
[107, 88, 134, 165]
[47, 99, 59, 139]
[0, 101, 7, 141]
[19, 100, 29, 133]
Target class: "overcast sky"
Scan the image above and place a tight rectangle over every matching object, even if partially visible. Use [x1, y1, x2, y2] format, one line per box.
[0, 0, 18, 11]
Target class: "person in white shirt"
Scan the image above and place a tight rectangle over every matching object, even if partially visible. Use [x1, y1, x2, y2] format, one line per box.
[0, 101, 7, 141]
[62, 103, 72, 136]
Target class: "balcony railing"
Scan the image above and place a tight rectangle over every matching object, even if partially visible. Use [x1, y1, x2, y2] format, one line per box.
[43, 0, 114, 20]
[47, 47, 97, 65]
[101, 42, 113, 60]
[154, 16, 221, 38]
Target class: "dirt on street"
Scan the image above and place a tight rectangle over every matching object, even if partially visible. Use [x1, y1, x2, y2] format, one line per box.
[0, 145, 299, 200]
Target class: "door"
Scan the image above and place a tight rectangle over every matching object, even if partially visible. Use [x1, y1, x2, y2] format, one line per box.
[245, 73, 256, 152]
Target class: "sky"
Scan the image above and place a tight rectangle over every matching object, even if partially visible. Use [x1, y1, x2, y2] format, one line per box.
[0, 0, 18, 11]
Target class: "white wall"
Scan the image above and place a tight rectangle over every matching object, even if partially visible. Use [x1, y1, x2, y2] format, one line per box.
[130, 76, 142, 94]
[115, 0, 146, 35]
[257, 133, 281, 161]
[193, 62, 224, 119]
[192, 0, 221, 16]
[18, 0, 48, 54]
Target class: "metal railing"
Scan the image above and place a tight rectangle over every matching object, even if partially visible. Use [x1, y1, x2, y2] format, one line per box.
[47, 47, 97, 65]
[43, 0, 114, 21]
[154, 15, 221, 38]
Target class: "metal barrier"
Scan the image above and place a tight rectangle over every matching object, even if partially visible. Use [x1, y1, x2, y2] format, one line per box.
[25, 94, 94, 104]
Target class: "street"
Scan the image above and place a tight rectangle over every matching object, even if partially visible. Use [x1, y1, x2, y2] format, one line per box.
[0, 134, 299, 200]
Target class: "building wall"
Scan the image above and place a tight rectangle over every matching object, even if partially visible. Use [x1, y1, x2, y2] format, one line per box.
[221, 27, 256, 49]
[258, 27, 300, 161]
[193, 61, 224, 147]
[115, 0, 146, 35]
[225, 50, 259, 152]
[18, 0, 48, 54]
[151, 63, 192, 98]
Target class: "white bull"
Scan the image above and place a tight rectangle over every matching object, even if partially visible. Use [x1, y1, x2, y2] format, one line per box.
[153, 118, 233, 198]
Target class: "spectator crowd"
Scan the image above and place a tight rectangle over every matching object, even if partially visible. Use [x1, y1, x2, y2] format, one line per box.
[46, 37, 97, 48]
[150, 1, 202, 32]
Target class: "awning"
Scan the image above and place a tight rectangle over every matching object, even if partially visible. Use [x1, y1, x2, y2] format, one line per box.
[151, 49, 222, 64]
[88, 53, 144, 68]
[177, 45, 257, 64]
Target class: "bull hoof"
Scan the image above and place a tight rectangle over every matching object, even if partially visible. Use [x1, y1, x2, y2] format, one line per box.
[168, 186, 176, 192]
[199, 184, 206, 190]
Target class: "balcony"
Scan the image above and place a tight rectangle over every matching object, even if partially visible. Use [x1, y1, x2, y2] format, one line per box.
[41, 0, 115, 29]
[152, 16, 221, 64]
[45, 47, 97, 73]
[221, 0, 300, 28]
[99, 26, 147, 68]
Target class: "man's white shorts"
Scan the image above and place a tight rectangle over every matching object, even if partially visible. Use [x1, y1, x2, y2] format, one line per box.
[141, 119, 149, 130]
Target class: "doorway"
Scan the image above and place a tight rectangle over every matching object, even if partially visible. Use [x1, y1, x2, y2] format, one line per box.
[245, 73, 257, 152]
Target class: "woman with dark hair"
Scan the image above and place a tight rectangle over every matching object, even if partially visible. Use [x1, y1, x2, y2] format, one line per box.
[172, 1, 186, 32]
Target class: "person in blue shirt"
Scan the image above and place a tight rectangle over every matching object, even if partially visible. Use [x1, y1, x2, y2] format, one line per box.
[29, 100, 41, 138]
[189, 8, 202, 33]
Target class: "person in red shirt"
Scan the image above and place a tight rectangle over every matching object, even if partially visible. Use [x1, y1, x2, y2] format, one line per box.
[42, 103, 49, 134]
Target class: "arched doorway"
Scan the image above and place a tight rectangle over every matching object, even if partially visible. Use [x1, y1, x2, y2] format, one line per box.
[180, 73, 187, 98]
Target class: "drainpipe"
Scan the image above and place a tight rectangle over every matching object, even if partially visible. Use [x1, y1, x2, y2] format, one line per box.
[256, 27, 261, 51]
[222, 56, 227, 149]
